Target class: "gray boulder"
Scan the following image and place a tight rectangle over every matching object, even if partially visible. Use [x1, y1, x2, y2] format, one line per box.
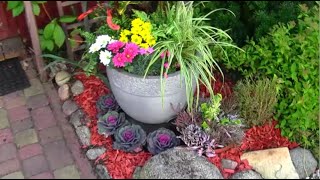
[230, 170, 263, 179]
[134, 148, 223, 179]
[290, 147, 318, 178]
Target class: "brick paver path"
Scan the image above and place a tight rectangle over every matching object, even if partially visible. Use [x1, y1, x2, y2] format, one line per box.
[0, 60, 96, 179]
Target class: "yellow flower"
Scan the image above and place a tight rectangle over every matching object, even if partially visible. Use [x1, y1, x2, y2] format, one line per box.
[142, 22, 152, 31]
[140, 30, 149, 40]
[131, 26, 142, 35]
[122, 29, 131, 36]
[119, 35, 129, 43]
[140, 43, 149, 49]
[131, 18, 144, 27]
[131, 34, 142, 45]
[145, 36, 156, 46]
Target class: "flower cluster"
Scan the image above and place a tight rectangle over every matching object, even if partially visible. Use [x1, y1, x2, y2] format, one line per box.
[88, 35, 115, 66]
[119, 18, 156, 49]
[107, 41, 154, 67]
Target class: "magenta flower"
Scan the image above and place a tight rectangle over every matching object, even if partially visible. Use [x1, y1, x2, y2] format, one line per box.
[123, 48, 136, 63]
[112, 53, 126, 67]
[140, 47, 154, 55]
[164, 62, 169, 69]
[124, 43, 139, 57]
[107, 41, 125, 53]
[160, 50, 170, 59]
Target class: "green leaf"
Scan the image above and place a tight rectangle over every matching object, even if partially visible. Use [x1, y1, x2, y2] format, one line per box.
[45, 39, 54, 51]
[132, 9, 149, 21]
[59, 15, 77, 23]
[43, 23, 55, 39]
[53, 25, 65, 48]
[7, 1, 21, 10]
[32, 3, 40, 16]
[12, 3, 24, 17]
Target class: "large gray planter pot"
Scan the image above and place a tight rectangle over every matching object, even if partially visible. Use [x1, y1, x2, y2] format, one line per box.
[106, 67, 195, 124]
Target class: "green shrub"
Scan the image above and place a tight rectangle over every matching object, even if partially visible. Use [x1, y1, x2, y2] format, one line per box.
[219, 4, 319, 159]
[234, 77, 279, 127]
[194, 1, 316, 46]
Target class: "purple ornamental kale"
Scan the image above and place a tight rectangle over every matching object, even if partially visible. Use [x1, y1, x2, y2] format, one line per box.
[96, 94, 119, 117]
[113, 124, 146, 153]
[147, 128, 180, 155]
[97, 111, 127, 137]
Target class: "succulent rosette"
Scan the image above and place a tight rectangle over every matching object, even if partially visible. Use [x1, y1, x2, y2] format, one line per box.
[96, 94, 119, 117]
[97, 111, 127, 137]
[113, 124, 147, 153]
[147, 128, 180, 155]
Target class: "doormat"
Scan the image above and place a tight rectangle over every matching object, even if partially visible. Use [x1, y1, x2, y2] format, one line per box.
[0, 58, 30, 96]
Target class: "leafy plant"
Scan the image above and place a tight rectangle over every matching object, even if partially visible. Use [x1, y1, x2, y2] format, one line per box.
[97, 111, 127, 137]
[7, 1, 46, 17]
[226, 4, 319, 159]
[96, 94, 120, 118]
[145, 1, 240, 114]
[147, 128, 180, 155]
[177, 124, 221, 157]
[234, 77, 279, 127]
[113, 124, 147, 153]
[39, 16, 77, 52]
[200, 94, 222, 130]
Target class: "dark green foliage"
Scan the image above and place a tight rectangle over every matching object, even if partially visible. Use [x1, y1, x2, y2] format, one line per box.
[217, 4, 319, 159]
[195, 1, 316, 46]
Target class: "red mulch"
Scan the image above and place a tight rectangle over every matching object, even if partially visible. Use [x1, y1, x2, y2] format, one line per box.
[73, 73, 298, 179]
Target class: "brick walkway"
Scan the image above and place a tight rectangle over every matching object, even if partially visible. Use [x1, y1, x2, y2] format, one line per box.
[0, 61, 96, 179]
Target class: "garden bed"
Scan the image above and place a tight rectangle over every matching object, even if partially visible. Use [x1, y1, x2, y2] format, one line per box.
[54, 70, 318, 179]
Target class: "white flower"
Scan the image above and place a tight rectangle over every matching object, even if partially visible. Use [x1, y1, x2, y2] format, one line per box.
[96, 35, 112, 48]
[99, 50, 112, 66]
[89, 43, 102, 53]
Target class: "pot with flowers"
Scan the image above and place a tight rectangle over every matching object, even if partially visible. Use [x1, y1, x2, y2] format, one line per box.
[63, 1, 237, 124]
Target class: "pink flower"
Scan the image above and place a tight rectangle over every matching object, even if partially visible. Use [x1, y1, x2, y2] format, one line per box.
[107, 41, 125, 53]
[164, 62, 169, 69]
[112, 53, 126, 67]
[163, 72, 168, 79]
[123, 49, 135, 63]
[124, 43, 139, 57]
[160, 50, 170, 59]
[139, 47, 154, 55]
[139, 48, 147, 55]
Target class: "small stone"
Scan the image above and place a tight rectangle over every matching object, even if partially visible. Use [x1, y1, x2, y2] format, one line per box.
[76, 126, 91, 146]
[58, 84, 70, 101]
[69, 110, 84, 128]
[71, 80, 84, 96]
[55, 71, 71, 86]
[136, 148, 223, 179]
[62, 100, 78, 116]
[221, 159, 238, 170]
[230, 170, 263, 179]
[95, 164, 111, 179]
[289, 147, 318, 178]
[86, 147, 106, 160]
[241, 147, 299, 179]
